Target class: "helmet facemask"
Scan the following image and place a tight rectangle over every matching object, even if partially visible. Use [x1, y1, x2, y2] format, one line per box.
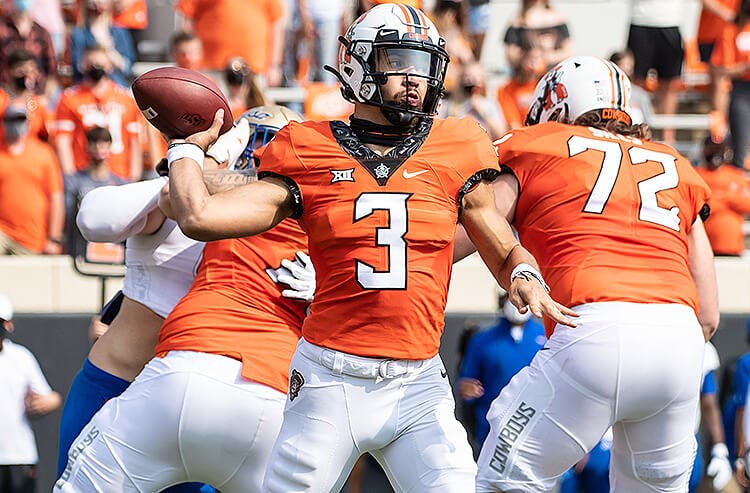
[325, 4, 449, 129]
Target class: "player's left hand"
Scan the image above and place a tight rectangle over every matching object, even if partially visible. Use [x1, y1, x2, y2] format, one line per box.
[206, 118, 250, 167]
[508, 276, 577, 328]
[706, 443, 732, 490]
[266, 251, 315, 302]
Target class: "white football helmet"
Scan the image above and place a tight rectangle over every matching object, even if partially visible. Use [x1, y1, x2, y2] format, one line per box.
[234, 105, 303, 169]
[525, 56, 633, 127]
[325, 3, 449, 125]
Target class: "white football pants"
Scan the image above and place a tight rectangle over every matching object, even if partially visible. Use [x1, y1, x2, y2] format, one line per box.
[475, 302, 705, 493]
[261, 338, 477, 493]
[54, 351, 286, 493]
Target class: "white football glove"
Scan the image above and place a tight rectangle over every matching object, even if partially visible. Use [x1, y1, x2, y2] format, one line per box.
[266, 251, 315, 302]
[205, 118, 250, 167]
[707, 443, 732, 491]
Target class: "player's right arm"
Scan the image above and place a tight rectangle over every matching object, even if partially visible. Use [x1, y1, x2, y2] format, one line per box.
[688, 217, 720, 341]
[168, 110, 296, 241]
[458, 179, 576, 327]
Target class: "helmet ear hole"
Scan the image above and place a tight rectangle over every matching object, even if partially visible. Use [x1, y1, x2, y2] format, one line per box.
[343, 67, 354, 77]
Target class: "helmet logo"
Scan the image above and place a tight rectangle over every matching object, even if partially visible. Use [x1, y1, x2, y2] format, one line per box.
[543, 71, 568, 111]
[402, 31, 429, 41]
[244, 109, 272, 120]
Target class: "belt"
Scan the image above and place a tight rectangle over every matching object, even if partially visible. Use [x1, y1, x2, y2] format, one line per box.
[298, 339, 431, 380]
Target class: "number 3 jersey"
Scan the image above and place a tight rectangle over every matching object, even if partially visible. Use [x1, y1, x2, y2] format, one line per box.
[497, 122, 711, 326]
[257, 117, 500, 360]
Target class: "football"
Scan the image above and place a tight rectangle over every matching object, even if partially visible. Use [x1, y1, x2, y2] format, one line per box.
[131, 66, 233, 138]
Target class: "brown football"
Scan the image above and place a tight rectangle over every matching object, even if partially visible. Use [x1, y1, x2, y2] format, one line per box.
[131, 66, 233, 138]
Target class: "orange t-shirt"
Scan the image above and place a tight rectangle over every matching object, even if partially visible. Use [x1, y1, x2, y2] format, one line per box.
[176, 0, 283, 72]
[157, 219, 309, 394]
[497, 123, 711, 335]
[0, 137, 62, 252]
[496, 79, 537, 129]
[698, 0, 739, 44]
[54, 81, 142, 179]
[258, 117, 500, 360]
[711, 22, 750, 81]
[113, 0, 148, 30]
[696, 165, 750, 255]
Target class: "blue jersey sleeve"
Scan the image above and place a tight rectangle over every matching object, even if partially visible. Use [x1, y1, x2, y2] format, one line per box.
[733, 355, 750, 408]
[702, 370, 717, 396]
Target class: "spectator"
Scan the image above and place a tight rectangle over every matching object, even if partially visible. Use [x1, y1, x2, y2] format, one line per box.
[0, 294, 62, 493]
[224, 56, 269, 120]
[0, 0, 57, 96]
[29, 0, 66, 58]
[2, 48, 50, 141]
[439, 61, 507, 139]
[54, 44, 142, 181]
[432, 0, 475, 97]
[297, 0, 346, 83]
[176, 0, 285, 86]
[503, 0, 572, 71]
[467, 0, 491, 60]
[711, 0, 750, 169]
[626, 0, 684, 144]
[169, 30, 203, 72]
[63, 126, 127, 256]
[697, 0, 739, 135]
[609, 48, 655, 124]
[727, 320, 750, 485]
[360, 0, 422, 11]
[457, 292, 546, 449]
[496, 45, 546, 129]
[695, 136, 750, 256]
[68, 0, 136, 88]
[0, 103, 63, 255]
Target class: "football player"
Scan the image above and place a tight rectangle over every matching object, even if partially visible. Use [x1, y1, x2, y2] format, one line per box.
[455, 55, 719, 492]
[165, 5, 576, 492]
[55, 106, 314, 493]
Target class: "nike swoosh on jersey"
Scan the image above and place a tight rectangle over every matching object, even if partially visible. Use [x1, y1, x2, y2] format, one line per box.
[402, 169, 428, 179]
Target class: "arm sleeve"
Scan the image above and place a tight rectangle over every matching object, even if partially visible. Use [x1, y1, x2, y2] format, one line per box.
[76, 177, 167, 242]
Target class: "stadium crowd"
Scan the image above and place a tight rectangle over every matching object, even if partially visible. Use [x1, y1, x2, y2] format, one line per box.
[1, 0, 750, 492]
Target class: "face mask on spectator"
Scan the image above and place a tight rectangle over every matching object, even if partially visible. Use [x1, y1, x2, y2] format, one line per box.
[4, 120, 28, 142]
[12, 75, 29, 91]
[13, 0, 32, 13]
[85, 65, 107, 82]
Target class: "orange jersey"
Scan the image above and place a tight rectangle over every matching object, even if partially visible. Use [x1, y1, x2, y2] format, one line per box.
[711, 22, 750, 81]
[257, 117, 500, 360]
[0, 137, 62, 252]
[175, 0, 283, 72]
[157, 219, 308, 394]
[696, 165, 750, 255]
[113, 0, 148, 30]
[54, 81, 142, 178]
[697, 0, 739, 43]
[496, 79, 537, 129]
[496, 123, 711, 335]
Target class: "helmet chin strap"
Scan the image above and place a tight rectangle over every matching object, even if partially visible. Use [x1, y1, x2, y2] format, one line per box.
[381, 106, 418, 128]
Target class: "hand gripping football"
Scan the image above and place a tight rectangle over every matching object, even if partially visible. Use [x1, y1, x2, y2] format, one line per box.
[131, 66, 233, 138]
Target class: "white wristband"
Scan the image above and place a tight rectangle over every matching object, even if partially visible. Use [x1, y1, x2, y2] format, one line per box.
[510, 263, 550, 292]
[712, 443, 729, 457]
[167, 143, 205, 170]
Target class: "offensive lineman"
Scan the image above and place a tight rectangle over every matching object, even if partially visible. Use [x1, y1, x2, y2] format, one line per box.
[165, 5, 576, 492]
[455, 56, 719, 492]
